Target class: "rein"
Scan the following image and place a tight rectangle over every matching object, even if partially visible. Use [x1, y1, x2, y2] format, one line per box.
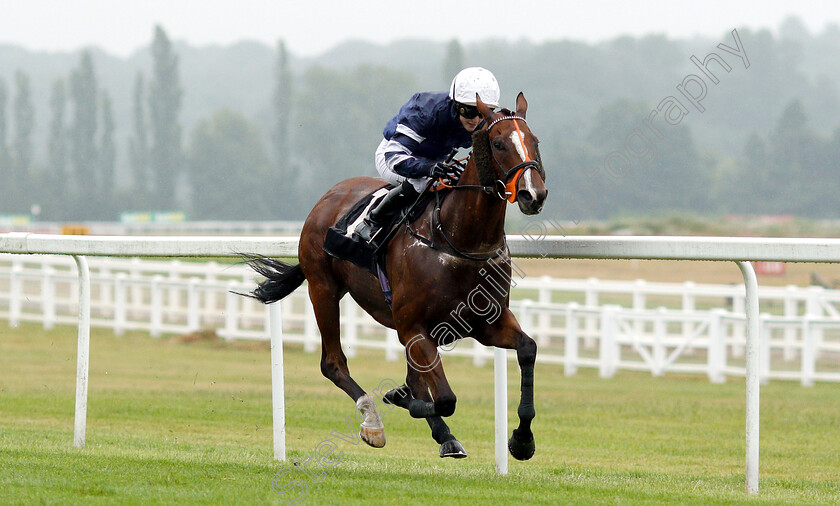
[405, 188, 506, 261]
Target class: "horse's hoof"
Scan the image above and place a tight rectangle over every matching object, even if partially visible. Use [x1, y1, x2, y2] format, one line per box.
[357, 394, 386, 448]
[508, 429, 535, 461]
[440, 439, 467, 459]
[360, 427, 386, 448]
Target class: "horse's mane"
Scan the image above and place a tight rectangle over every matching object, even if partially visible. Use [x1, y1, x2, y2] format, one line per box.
[471, 128, 496, 187]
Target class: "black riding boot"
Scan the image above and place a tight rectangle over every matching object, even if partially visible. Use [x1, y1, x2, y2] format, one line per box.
[355, 181, 420, 243]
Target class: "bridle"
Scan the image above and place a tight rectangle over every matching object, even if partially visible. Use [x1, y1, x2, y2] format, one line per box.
[486, 115, 542, 203]
[441, 115, 542, 202]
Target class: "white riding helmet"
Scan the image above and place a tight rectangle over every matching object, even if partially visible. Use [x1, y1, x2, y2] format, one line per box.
[449, 67, 500, 109]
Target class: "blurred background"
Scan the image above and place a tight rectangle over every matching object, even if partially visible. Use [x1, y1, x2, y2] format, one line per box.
[0, 1, 838, 234]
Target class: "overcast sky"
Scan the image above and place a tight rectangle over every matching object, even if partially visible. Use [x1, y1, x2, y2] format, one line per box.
[1, 0, 839, 57]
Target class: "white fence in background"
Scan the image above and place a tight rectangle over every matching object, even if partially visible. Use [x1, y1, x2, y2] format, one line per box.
[1, 220, 304, 236]
[3, 253, 839, 385]
[9, 234, 840, 493]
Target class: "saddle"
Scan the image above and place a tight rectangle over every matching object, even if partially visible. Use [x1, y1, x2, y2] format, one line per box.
[323, 184, 438, 306]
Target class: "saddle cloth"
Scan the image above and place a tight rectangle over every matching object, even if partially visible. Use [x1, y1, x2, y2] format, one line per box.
[323, 185, 391, 275]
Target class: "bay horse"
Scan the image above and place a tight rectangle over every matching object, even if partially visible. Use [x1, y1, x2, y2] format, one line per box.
[248, 93, 547, 460]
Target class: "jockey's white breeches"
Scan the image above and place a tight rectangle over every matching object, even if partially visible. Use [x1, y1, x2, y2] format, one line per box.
[374, 138, 431, 193]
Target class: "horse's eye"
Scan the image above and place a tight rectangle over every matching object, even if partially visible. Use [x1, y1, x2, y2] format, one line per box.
[493, 141, 504, 150]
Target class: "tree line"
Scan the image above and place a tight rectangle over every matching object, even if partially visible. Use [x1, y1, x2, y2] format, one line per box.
[0, 27, 183, 220]
[1, 19, 839, 222]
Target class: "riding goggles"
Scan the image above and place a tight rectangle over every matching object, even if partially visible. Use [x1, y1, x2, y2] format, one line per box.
[457, 104, 482, 119]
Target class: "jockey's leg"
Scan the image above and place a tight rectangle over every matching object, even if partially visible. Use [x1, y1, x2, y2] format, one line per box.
[356, 180, 420, 243]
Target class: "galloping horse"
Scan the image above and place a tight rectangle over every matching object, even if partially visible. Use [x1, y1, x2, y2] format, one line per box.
[248, 93, 548, 459]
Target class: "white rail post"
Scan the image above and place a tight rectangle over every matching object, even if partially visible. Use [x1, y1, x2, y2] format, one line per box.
[114, 273, 126, 336]
[205, 263, 219, 317]
[653, 307, 666, 377]
[737, 261, 759, 495]
[632, 279, 646, 337]
[9, 261, 22, 327]
[342, 298, 358, 358]
[564, 302, 579, 376]
[129, 257, 143, 319]
[269, 302, 286, 461]
[584, 277, 599, 349]
[73, 255, 91, 449]
[43, 266, 56, 330]
[707, 309, 726, 384]
[805, 287, 825, 360]
[599, 305, 618, 378]
[783, 285, 797, 361]
[801, 316, 815, 387]
[683, 281, 696, 343]
[150, 275, 163, 338]
[494, 347, 508, 475]
[187, 278, 200, 332]
[224, 281, 238, 341]
[167, 259, 181, 311]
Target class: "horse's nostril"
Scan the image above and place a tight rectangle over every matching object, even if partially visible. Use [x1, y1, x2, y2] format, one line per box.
[520, 191, 533, 203]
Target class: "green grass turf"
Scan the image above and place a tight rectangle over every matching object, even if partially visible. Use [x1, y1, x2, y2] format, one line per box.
[1, 322, 838, 505]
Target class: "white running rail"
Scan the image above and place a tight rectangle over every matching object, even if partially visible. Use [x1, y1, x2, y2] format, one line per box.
[5, 232, 840, 494]
[2, 254, 839, 384]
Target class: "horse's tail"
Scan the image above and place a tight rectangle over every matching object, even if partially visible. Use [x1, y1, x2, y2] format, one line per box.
[243, 256, 306, 304]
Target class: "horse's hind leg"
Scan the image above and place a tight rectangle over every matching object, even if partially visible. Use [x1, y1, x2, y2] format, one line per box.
[308, 280, 385, 448]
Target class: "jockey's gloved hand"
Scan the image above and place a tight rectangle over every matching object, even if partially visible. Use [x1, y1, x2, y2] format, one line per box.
[428, 162, 463, 180]
[428, 162, 450, 179]
[447, 163, 465, 179]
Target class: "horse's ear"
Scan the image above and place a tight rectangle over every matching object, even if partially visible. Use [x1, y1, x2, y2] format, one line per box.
[475, 93, 496, 123]
[516, 92, 528, 119]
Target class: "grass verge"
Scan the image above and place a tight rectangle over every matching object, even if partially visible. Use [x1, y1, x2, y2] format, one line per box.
[1, 322, 838, 504]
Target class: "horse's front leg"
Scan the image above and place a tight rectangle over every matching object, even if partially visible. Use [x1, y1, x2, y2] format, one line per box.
[482, 311, 537, 461]
[508, 333, 537, 461]
[400, 332, 458, 419]
[383, 368, 467, 458]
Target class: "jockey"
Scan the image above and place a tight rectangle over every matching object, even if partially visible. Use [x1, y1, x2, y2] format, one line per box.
[355, 67, 501, 243]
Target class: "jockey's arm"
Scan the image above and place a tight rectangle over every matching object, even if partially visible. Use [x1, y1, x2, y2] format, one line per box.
[391, 156, 436, 179]
[382, 125, 438, 179]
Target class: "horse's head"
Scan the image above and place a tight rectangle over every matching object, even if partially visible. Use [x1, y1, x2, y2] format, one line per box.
[475, 92, 548, 215]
